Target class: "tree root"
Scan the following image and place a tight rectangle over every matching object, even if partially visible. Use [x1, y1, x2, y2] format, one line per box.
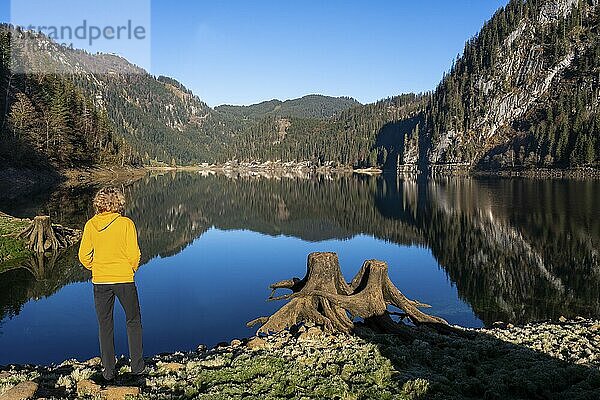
[16, 216, 81, 253]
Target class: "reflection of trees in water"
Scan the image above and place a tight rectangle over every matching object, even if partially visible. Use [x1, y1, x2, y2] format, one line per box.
[125, 173, 424, 265]
[1, 172, 598, 327]
[0, 183, 99, 228]
[126, 173, 600, 325]
[0, 247, 91, 323]
[402, 177, 600, 324]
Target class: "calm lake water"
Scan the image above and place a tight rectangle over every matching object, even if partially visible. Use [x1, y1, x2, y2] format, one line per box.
[1, 172, 599, 365]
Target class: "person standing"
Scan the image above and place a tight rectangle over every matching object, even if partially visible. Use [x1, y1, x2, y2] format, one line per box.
[78, 186, 144, 384]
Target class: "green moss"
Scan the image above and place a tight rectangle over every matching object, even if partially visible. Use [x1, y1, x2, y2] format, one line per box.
[0, 214, 32, 266]
[0, 236, 31, 266]
[0, 214, 29, 236]
[177, 345, 399, 399]
[194, 354, 284, 386]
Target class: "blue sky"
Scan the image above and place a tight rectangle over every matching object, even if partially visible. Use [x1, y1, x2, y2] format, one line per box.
[2, 0, 509, 106]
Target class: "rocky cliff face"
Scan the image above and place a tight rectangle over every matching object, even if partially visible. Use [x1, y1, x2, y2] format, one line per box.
[412, 0, 600, 172]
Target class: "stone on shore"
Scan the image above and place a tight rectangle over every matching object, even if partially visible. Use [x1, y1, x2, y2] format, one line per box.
[298, 326, 323, 341]
[246, 336, 267, 349]
[0, 381, 38, 400]
[102, 386, 140, 400]
[84, 357, 102, 367]
[76, 379, 100, 396]
[76, 379, 140, 400]
[1, 319, 599, 399]
[156, 362, 184, 373]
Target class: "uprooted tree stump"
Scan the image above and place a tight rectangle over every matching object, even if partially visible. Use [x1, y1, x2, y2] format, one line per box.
[248, 252, 460, 338]
[16, 216, 81, 253]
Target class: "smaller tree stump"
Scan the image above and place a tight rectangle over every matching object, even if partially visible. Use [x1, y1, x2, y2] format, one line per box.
[17, 215, 80, 253]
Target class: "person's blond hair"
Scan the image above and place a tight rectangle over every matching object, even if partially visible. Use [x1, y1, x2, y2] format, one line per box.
[93, 187, 126, 214]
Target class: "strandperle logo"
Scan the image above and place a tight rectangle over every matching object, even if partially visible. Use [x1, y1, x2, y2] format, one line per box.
[19, 20, 147, 47]
[10, 0, 151, 74]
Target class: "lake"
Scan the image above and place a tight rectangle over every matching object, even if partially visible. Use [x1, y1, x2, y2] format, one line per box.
[1, 171, 599, 365]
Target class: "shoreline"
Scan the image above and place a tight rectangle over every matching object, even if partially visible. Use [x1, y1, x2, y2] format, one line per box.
[1, 318, 598, 399]
[147, 163, 600, 180]
[1, 164, 600, 195]
[0, 166, 147, 202]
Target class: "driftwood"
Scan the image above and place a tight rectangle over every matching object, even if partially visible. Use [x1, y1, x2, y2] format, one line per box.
[249, 252, 459, 337]
[16, 216, 80, 253]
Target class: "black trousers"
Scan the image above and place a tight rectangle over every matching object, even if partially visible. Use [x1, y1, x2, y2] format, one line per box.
[93, 283, 144, 379]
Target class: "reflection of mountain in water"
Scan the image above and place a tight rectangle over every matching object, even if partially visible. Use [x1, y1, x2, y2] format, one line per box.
[126, 173, 423, 260]
[1, 172, 598, 326]
[404, 178, 600, 324]
[127, 173, 599, 325]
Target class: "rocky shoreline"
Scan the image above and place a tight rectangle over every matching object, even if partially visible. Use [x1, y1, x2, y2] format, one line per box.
[1, 318, 598, 399]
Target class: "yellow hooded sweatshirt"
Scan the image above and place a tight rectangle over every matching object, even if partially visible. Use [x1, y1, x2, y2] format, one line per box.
[78, 212, 141, 284]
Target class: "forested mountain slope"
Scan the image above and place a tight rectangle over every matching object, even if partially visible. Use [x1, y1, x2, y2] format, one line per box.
[215, 95, 360, 119]
[1, 0, 598, 172]
[0, 27, 135, 169]
[210, 93, 427, 166]
[419, 0, 600, 171]
[0, 23, 212, 169]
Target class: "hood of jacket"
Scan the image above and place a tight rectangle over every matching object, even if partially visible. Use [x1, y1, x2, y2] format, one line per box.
[90, 212, 121, 231]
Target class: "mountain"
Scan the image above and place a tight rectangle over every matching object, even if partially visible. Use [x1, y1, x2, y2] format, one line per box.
[209, 93, 427, 166]
[0, 23, 369, 168]
[1, 24, 216, 168]
[210, 0, 599, 171]
[1, 24, 225, 170]
[1, 0, 598, 172]
[215, 95, 361, 119]
[0, 27, 135, 170]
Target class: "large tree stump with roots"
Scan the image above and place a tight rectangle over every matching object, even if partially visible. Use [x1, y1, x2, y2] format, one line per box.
[16, 216, 80, 253]
[248, 252, 461, 337]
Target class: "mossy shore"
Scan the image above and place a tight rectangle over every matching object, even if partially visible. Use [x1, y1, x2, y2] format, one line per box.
[0, 212, 32, 267]
[1, 319, 599, 400]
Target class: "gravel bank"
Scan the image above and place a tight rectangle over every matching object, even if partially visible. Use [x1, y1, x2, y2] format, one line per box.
[1, 319, 598, 399]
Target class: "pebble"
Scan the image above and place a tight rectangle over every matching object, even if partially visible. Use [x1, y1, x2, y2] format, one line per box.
[246, 337, 267, 349]
[75, 379, 140, 400]
[157, 362, 184, 373]
[84, 357, 101, 366]
[76, 379, 100, 396]
[298, 327, 323, 341]
[1, 318, 598, 399]
[0, 381, 38, 400]
[101, 386, 140, 400]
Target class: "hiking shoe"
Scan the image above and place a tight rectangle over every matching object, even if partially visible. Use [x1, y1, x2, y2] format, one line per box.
[91, 373, 115, 388]
[119, 371, 147, 387]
